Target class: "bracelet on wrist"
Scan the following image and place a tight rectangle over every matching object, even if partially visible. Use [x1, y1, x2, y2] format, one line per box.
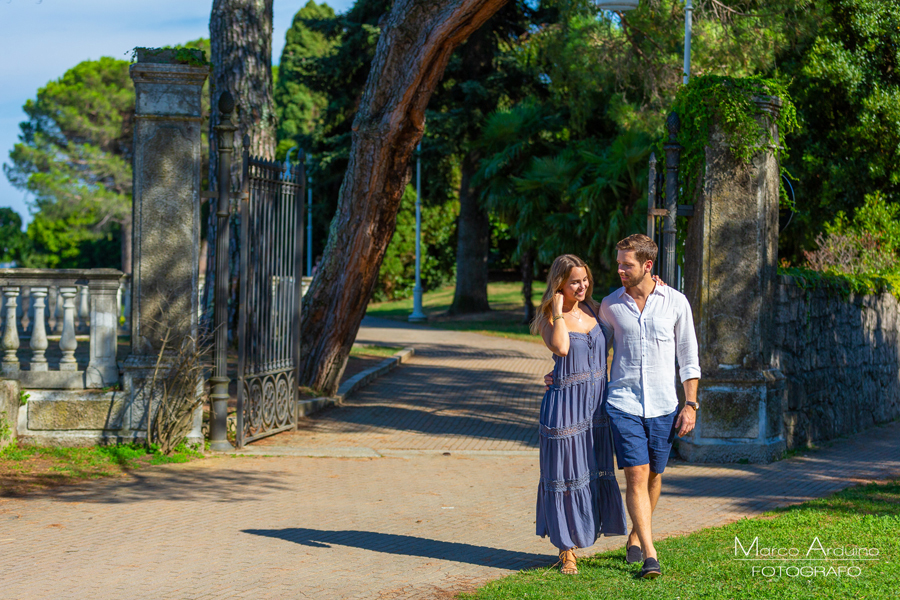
[552, 314, 564, 322]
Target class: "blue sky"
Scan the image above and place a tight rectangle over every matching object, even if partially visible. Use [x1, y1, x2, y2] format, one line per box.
[0, 0, 355, 228]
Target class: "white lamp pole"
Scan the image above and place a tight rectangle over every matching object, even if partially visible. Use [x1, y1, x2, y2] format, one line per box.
[683, 0, 693, 84]
[409, 143, 426, 322]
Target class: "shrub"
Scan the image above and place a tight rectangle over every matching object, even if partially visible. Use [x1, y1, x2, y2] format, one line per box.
[373, 184, 458, 301]
[803, 192, 900, 276]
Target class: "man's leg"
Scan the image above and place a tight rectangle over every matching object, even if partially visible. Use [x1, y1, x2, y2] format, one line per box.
[624, 464, 657, 560]
[626, 470, 661, 548]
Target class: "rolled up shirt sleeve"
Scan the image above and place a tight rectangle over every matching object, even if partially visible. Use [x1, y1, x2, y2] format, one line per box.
[675, 295, 702, 382]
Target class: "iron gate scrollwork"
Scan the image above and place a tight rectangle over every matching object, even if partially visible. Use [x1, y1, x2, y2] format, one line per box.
[236, 136, 305, 447]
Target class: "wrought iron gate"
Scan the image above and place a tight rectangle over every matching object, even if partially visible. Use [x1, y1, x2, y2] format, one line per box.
[236, 138, 305, 447]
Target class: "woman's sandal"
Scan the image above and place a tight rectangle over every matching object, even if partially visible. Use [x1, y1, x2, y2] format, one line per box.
[559, 548, 578, 575]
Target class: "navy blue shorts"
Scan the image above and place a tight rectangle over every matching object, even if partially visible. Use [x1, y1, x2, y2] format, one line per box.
[606, 405, 680, 474]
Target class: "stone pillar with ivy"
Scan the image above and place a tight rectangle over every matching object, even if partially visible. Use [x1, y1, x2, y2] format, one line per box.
[122, 48, 209, 447]
[675, 77, 797, 463]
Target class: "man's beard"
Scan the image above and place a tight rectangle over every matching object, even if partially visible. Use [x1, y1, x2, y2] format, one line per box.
[621, 271, 646, 288]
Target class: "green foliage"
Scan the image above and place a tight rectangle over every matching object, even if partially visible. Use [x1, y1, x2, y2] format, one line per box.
[670, 74, 798, 206]
[828, 193, 900, 256]
[470, 2, 810, 286]
[19, 391, 29, 406]
[0, 208, 30, 265]
[4, 39, 210, 270]
[372, 184, 458, 301]
[0, 412, 11, 443]
[131, 47, 209, 66]
[4, 55, 134, 268]
[776, 0, 900, 261]
[788, 192, 900, 299]
[780, 266, 898, 300]
[274, 0, 390, 265]
[475, 99, 652, 287]
[0, 442, 203, 468]
[274, 0, 338, 157]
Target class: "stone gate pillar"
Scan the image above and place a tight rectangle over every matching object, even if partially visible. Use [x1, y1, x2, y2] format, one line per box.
[122, 50, 208, 444]
[678, 95, 787, 463]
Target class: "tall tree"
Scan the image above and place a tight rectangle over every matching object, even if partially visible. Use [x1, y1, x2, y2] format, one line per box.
[205, 0, 278, 325]
[299, 0, 510, 395]
[4, 57, 134, 270]
[0, 208, 30, 265]
[274, 0, 338, 158]
[4, 41, 211, 272]
[428, 0, 537, 314]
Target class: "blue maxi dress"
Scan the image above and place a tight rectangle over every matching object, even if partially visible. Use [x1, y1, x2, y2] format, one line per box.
[535, 309, 627, 550]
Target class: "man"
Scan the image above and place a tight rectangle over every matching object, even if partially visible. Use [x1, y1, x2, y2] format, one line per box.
[545, 233, 700, 579]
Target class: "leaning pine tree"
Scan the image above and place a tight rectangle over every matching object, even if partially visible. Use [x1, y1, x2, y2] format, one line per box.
[300, 0, 509, 395]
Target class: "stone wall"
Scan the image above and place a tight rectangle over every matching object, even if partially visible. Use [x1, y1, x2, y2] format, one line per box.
[773, 275, 900, 449]
[0, 379, 19, 449]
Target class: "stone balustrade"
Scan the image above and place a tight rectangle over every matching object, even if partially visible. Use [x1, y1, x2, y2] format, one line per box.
[0, 269, 124, 389]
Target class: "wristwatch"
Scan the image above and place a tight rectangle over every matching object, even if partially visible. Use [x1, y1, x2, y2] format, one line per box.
[684, 401, 699, 411]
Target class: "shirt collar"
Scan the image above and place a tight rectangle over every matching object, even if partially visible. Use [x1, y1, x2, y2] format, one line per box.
[618, 281, 666, 300]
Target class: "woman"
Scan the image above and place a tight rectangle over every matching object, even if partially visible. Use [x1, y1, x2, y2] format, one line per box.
[531, 254, 626, 574]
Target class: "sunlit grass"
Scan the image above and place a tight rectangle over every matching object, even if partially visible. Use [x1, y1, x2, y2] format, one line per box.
[0, 442, 204, 496]
[349, 344, 402, 358]
[366, 282, 544, 343]
[461, 479, 900, 599]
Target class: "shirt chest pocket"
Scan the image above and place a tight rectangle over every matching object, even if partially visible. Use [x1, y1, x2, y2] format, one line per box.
[646, 317, 674, 342]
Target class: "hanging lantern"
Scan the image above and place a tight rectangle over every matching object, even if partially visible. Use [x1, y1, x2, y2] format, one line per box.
[593, 0, 639, 11]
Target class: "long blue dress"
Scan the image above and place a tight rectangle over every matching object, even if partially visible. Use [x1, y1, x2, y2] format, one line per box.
[535, 308, 627, 550]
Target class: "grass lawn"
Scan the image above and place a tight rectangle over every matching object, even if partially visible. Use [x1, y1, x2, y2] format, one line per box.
[462, 478, 900, 600]
[0, 443, 203, 497]
[349, 344, 402, 358]
[367, 282, 545, 343]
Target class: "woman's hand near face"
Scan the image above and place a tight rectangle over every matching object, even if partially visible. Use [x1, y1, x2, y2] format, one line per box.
[551, 290, 565, 317]
[542, 290, 570, 356]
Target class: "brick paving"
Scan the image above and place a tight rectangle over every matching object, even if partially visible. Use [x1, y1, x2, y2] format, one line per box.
[1, 317, 899, 599]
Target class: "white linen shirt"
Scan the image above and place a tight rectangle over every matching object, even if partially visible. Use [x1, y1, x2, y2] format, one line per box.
[598, 284, 701, 418]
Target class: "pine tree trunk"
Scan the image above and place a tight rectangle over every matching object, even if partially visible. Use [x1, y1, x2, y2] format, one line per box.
[520, 246, 535, 324]
[203, 0, 277, 329]
[299, 0, 509, 395]
[449, 150, 491, 314]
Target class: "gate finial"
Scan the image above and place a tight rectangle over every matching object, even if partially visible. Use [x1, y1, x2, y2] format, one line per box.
[218, 90, 235, 115]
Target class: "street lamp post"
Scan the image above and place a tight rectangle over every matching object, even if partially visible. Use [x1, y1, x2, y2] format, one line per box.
[409, 143, 426, 323]
[306, 160, 313, 277]
[682, 0, 693, 84]
[209, 91, 237, 452]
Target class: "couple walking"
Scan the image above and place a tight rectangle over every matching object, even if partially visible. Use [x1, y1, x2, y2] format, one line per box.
[532, 233, 701, 579]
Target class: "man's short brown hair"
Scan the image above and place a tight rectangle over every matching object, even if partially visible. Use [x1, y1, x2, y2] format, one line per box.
[616, 234, 658, 266]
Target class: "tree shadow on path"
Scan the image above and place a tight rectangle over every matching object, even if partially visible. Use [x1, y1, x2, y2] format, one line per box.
[28, 467, 292, 504]
[243, 527, 551, 571]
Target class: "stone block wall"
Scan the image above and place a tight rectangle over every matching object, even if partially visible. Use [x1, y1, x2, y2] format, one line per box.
[772, 275, 900, 448]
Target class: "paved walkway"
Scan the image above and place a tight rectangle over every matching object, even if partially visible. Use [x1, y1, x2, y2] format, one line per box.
[1, 317, 899, 599]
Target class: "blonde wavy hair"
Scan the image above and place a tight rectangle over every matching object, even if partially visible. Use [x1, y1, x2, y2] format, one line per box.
[530, 254, 600, 335]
